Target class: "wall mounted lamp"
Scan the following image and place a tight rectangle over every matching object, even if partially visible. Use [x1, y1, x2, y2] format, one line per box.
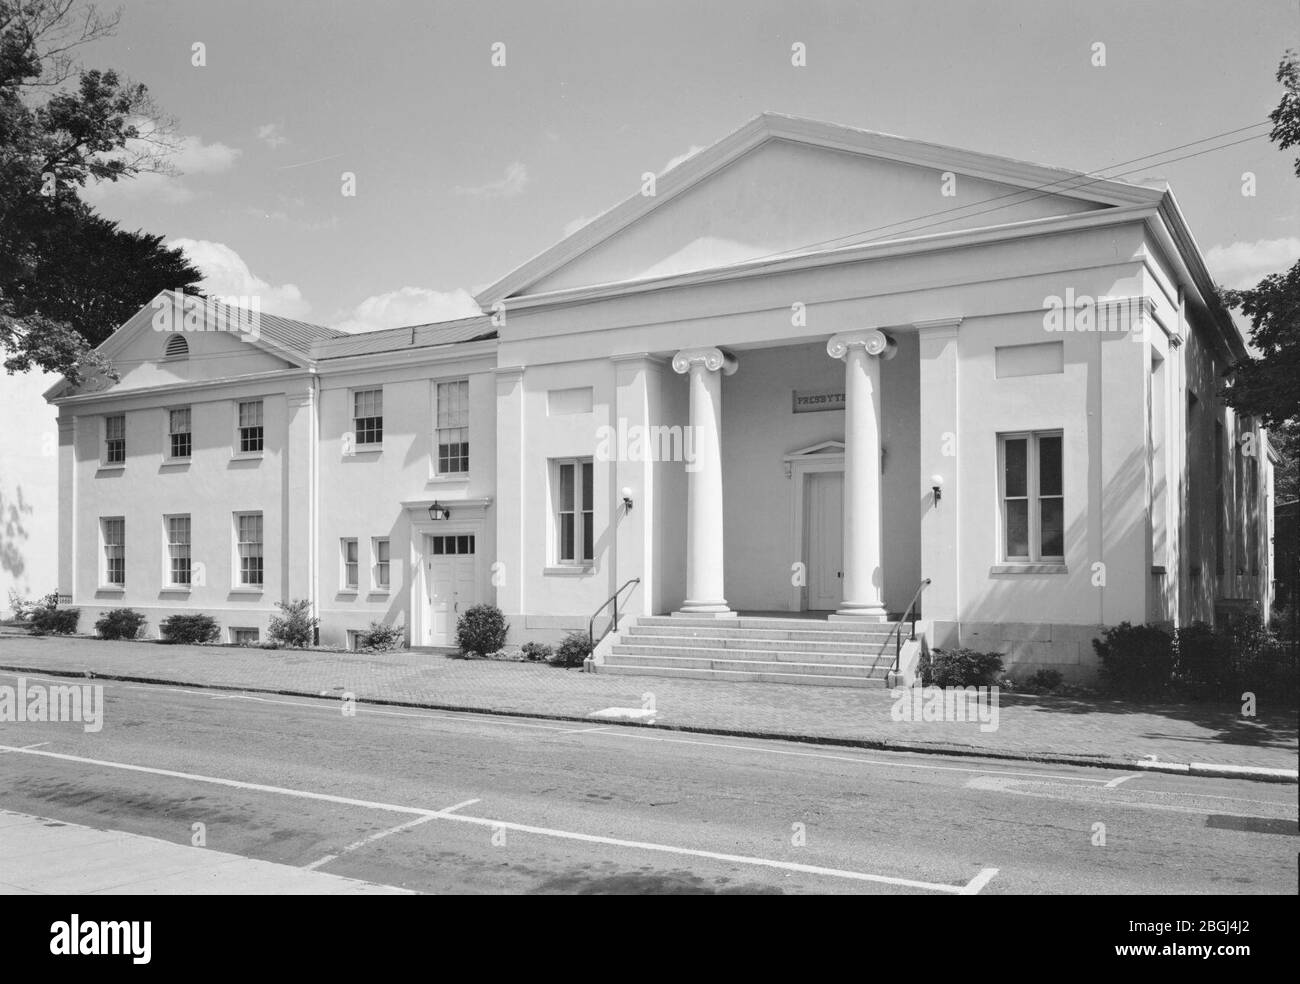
[930, 474, 945, 504]
[428, 501, 451, 521]
[621, 487, 634, 511]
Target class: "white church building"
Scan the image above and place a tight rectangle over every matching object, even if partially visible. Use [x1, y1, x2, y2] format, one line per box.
[45, 114, 1275, 685]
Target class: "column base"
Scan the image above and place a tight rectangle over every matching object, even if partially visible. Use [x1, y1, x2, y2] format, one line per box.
[674, 602, 737, 617]
[829, 603, 889, 622]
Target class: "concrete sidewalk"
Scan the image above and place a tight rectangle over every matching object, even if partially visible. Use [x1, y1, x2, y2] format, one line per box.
[0, 810, 411, 895]
[0, 631, 1295, 778]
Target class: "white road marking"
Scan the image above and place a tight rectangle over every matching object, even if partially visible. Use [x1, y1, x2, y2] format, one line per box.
[0, 744, 989, 894]
[436, 798, 481, 815]
[559, 726, 610, 734]
[1104, 774, 1140, 788]
[304, 814, 436, 870]
[960, 868, 1000, 895]
[0, 742, 50, 754]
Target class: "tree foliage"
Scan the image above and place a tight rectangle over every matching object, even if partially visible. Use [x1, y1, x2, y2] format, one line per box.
[0, 0, 201, 382]
[1223, 50, 1300, 497]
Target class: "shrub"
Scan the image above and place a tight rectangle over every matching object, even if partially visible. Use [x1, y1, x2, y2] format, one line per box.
[521, 641, 553, 662]
[1093, 622, 1175, 698]
[357, 620, 404, 652]
[549, 631, 592, 668]
[95, 608, 146, 641]
[1018, 668, 1064, 694]
[266, 599, 317, 648]
[456, 604, 508, 657]
[159, 613, 220, 644]
[28, 606, 80, 635]
[919, 647, 1003, 687]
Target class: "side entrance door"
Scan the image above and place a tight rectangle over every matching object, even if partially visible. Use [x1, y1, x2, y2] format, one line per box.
[425, 533, 478, 645]
[805, 471, 844, 610]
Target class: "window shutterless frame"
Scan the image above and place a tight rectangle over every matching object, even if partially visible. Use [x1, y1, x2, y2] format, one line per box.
[101, 516, 125, 587]
[167, 406, 192, 460]
[341, 538, 359, 590]
[351, 388, 383, 448]
[553, 458, 594, 565]
[103, 414, 126, 465]
[236, 399, 264, 455]
[372, 537, 391, 590]
[435, 379, 470, 475]
[164, 514, 192, 587]
[997, 431, 1064, 563]
[234, 512, 263, 587]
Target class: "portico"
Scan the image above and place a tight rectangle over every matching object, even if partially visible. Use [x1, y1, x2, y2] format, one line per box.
[670, 331, 903, 622]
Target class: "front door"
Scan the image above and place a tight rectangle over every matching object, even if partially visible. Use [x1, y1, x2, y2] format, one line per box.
[805, 471, 844, 610]
[425, 533, 478, 645]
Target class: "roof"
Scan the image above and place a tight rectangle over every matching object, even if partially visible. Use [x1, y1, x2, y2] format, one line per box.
[475, 111, 1166, 307]
[313, 315, 496, 360]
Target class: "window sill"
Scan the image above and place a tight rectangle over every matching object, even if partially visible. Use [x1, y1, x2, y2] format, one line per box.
[96, 464, 125, 475]
[368, 590, 391, 597]
[427, 474, 470, 486]
[159, 587, 192, 595]
[989, 563, 1068, 575]
[347, 445, 383, 456]
[338, 589, 359, 597]
[229, 587, 264, 595]
[161, 459, 191, 469]
[231, 451, 264, 461]
[96, 586, 126, 593]
[544, 565, 596, 576]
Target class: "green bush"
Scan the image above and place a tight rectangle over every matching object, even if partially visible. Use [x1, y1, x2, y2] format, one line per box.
[268, 599, 318, 648]
[1018, 668, 1064, 694]
[919, 647, 1003, 687]
[549, 632, 592, 668]
[456, 604, 508, 657]
[95, 608, 146, 640]
[159, 613, 219, 644]
[521, 641, 553, 662]
[1172, 621, 1228, 697]
[1093, 622, 1175, 697]
[357, 620, 404, 652]
[28, 606, 80, 635]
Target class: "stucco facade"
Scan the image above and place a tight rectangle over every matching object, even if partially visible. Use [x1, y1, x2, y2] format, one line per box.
[45, 115, 1274, 680]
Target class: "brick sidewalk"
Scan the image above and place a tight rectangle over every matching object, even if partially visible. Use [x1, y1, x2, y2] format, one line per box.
[1, 631, 1295, 773]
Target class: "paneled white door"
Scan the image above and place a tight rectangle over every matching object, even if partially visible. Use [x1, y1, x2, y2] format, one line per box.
[806, 471, 844, 610]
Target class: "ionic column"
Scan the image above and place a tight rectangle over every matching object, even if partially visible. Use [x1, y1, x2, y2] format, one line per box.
[671, 346, 738, 617]
[827, 330, 896, 620]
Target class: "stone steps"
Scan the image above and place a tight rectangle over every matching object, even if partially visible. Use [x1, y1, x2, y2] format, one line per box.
[600, 615, 903, 688]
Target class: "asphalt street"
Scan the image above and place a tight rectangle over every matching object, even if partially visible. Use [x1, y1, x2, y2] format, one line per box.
[0, 670, 1295, 894]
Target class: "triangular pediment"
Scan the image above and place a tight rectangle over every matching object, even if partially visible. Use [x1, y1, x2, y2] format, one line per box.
[478, 114, 1162, 304]
[46, 291, 308, 401]
[785, 440, 845, 460]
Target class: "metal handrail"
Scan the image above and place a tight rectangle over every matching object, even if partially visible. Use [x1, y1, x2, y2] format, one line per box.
[588, 577, 641, 650]
[885, 578, 931, 680]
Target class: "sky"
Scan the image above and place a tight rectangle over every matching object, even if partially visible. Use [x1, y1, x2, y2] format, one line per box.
[73, 0, 1300, 333]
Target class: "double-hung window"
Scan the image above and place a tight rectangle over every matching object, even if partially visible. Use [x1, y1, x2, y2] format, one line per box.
[102, 517, 125, 586]
[166, 515, 191, 586]
[104, 415, 125, 465]
[342, 538, 359, 590]
[168, 407, 192, 459]
[237, 400, 264, 453]
[436, 380, 469, 474]
[999, 432, 1064, 562]
[353, 389, 383, 447]
[235, 512, 263, 587]
[373, 538, 390, 590]
[555, 458, 594, 565]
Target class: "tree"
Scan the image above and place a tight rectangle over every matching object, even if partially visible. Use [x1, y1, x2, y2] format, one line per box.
[0, 0, 201, 382]
[1224, 50, 1300, 496]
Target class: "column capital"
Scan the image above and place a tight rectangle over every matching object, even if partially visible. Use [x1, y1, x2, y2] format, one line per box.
[672, 347, 738, 376]
[827, 329, 897, 362]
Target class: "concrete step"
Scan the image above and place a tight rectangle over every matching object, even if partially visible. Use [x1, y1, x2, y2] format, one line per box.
[638, 615, 901, 634]
[598, 662, 885, 687]
[619, 633, 894, 656]
[625, 624, 897, 644]
[607, 652, 885, 677]
[612, 643, 895, 667]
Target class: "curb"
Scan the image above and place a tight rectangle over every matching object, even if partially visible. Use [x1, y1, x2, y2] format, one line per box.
[2, 663, 1296, 784]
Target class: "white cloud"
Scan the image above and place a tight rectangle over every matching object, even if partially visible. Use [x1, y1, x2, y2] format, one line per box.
[663, 144, 704, 174]
[256, 123, 288, 149]
[333, 286, 481, 334]
[1205, 237, 1300, 290]
[167, 238, 311, 320]
[83, 132, 240, 204]
[454, 162, 529, 198]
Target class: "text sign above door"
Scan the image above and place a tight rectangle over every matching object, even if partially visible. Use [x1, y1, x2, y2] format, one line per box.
[792, 388, 846, 413]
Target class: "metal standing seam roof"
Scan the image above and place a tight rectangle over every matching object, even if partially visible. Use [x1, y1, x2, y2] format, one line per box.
[199, 297, 347, 358]
[312, 315, 497, 360]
